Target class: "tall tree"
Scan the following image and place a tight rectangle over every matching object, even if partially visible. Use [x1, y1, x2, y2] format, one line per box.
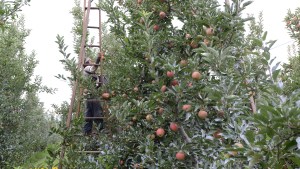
[282, 7, 300, 95]
[0, 15, 54, 168]
[51, 0, 300, 168]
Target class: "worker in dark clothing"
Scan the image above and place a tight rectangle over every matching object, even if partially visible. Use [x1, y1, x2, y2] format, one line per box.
[82, 52, 105, 136]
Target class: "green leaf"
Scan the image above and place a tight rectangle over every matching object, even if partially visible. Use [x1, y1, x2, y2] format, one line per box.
[290, 157, 300, 166]
[245, 130, 255, 143]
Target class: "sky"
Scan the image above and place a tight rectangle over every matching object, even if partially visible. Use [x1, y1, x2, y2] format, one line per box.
[21, 0, 299, 112]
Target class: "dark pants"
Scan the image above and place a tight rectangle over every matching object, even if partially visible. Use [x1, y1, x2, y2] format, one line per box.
[83, 99, 104, 134]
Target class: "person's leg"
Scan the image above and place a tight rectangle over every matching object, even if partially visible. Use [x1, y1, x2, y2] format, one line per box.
[92, 100, 104, 131]
[83, 100, 93, 135]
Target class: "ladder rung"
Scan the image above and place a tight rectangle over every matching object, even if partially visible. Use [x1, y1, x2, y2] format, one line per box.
[85, 44, 100, 48]
[76, 151, 102, 153]
[83, 63, 100, 66]
[83, 99, 110, 102]
[84, 117, 105, 119]
[85, 7, 100, 10]
[88, 26, 100, 29]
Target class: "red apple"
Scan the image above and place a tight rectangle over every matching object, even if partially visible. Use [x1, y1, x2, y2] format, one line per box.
[161, 85, 167, 92]
[205, 27, 214, 36]
[102, 92, 110, 99]
[185, 33, 191, 39]
[182, 104, 191, 111]
[180, 60, 188, 67]
[171, 80, 179, 86]
[156, 128, 165, 137]
[153, 24, 160, 31]
[198, 110, 208, 119]
[137, 0, 142, 5]
[203, 38, 210, 46]
[176, 151, 185, 160]
[170, 122, 179, 132]
[158, 107, 164, 114]
[192, 71, 201, 80]
[166, 71, 174, 78]
[159, 11, 166, 19]
[213, 130, 222, 139]
[190, 40, 198, 48]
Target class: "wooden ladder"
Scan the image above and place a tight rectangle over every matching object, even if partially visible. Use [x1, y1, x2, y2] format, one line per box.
[58, 0, 104, 168]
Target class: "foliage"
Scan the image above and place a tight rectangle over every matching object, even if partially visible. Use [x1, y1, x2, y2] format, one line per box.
[49, 0, 300, 168]
[0, 16, 56, 168]
[0, 0, 30, 30]
[281, 7, 300, 95]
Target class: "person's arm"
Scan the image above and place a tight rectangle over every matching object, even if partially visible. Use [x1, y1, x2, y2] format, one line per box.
[84, 52, 103, 74]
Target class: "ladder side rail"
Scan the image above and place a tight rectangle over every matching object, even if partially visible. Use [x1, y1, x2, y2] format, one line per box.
[58, 1, 92, 169]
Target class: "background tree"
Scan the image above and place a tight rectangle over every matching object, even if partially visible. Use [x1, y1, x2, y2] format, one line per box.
[281, 7, 300, 95]
[0, 0, 30, 29]
[0, 13, 55, 169]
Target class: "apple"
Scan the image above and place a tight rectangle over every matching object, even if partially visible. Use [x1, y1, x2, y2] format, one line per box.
[156, 128, 165, 137]
[217, 110, 224, 117]
[182, 104, 191, 111]
[213, 130, 222, 139]
[132, 116, 137, 122]
[146, 114, 153, 122]
[161, 85, 167, 92]
[190, 40, 198, 48]
[229, 151, 238, 156]
[166, 71, 175, 78]
[153, 24, 160, 31]
[167, 41, 174, 48]
[159, 11, 166, 19]
[185, 33, 191, 39]
[192, 71, 201, 80]
[148, 134, 155, 140]
[176, 151, 185, 160]
[198, 110, 208, 119]
[133, 86, 139, 92]
[137, 0, 142, 5]
[139, 18, 145, 24]
[158, 107, 164, 114]
[170, 122, 179, 132]
[203, 38, 210, 46]
[171, 80, 179, 86]
[180, 60, 188, 67]
[234, 143, 244, 148]
[205, 27, 214, 36]
[119, 160, 124, 165]
[102, 92, 110, 99]
[83, 88, 89, 94]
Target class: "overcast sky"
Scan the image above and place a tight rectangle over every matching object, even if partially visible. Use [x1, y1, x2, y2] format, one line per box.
[21, 0, 299, 111]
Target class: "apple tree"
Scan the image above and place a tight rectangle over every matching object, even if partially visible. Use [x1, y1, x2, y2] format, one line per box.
[98, 0, 283, 168]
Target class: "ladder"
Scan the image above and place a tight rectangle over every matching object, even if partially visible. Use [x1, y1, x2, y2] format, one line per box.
[58, 0, 105, 168]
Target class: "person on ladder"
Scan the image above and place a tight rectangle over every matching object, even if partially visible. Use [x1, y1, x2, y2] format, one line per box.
[82, 52, 105, 136]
